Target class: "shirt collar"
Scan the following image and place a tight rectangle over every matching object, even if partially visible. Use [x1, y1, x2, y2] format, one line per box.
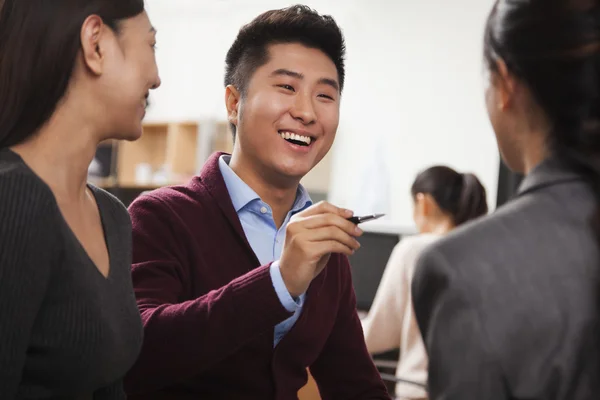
[292, 183, 312, 214]
[218, 155, 313, 214]
[219, 155, 260, 212]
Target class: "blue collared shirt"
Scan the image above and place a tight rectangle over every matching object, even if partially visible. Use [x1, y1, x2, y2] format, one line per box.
[218, 155, 312, 346]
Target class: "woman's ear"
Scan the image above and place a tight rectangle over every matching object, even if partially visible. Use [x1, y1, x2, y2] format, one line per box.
[422, 193, 441, 218]
[414, 193, 427, 216]
[494, 58, 516, 111]
[80, 15, 107, 76]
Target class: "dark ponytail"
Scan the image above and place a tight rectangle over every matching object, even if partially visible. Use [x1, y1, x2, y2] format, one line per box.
[483, 0, 600, 237]
[456, 173, 489, 225]
[411, 166, 488, 226]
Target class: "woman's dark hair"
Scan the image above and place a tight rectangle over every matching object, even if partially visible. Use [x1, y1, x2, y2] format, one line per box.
[0, 0, 145, 148]
[411, 166, 488, 226]
[483, 0, 600, 234]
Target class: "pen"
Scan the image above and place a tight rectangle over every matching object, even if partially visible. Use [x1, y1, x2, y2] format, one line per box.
[347, 213, 385, 224]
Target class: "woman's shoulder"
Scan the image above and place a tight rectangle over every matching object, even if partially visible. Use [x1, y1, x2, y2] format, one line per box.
[394, 233, 441, 258]
[0, 150, 61, 258]
[0, 149, 56, 208]
[414, 190, 579, 295]
[427, 190, 567, 264]
[387, 233, 442, 275]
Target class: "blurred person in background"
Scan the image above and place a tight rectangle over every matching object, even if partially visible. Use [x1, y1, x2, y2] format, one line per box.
[413, 0, 600, 398]
[362, 166, 487, 400]
[0, 0, 160, 398]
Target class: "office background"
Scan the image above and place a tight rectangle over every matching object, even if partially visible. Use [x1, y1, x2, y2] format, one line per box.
[88, 0, 523, 314]
[134, 0, 499, 228]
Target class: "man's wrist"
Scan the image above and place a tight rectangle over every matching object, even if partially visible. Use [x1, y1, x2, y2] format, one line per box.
[278, 265, 303, 298]
[270, 261, 303, 312]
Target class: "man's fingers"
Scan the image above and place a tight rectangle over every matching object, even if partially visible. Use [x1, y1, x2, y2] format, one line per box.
[303, 226, 361, 251]
[313, 240, 356, 258]
[297, 214, 363, 237]
[295, 201, 354, 219]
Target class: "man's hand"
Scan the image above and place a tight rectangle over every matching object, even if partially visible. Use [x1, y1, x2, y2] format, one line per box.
[279, 201, 363, 297]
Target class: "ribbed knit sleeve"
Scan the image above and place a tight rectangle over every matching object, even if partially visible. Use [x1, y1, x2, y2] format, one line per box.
[0, 169, 57, 398]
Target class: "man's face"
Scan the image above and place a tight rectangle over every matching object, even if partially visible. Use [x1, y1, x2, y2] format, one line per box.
[229, 42, 340, 184]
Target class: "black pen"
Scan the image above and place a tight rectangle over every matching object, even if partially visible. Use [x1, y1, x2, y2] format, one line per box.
[347, 213, 385, 225]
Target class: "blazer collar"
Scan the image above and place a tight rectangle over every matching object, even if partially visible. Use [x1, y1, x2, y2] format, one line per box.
[517, 156, 583, 197]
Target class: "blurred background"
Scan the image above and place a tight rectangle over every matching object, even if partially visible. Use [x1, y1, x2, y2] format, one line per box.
[90, 0, 504, 230]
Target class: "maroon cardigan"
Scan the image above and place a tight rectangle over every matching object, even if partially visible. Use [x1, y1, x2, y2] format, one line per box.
[124, 152, 390, 399]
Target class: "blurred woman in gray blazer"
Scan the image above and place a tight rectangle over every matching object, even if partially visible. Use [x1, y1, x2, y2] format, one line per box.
[412, 1, 600, 399]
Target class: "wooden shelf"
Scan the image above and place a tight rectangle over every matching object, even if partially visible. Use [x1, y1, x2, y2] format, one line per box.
[88, 176, 117, 189]
[87, 122, 202, 192]
[115, 122, 199, 187]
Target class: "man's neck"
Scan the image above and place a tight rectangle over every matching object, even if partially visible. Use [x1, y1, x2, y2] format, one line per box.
[229, 154, 300, 229]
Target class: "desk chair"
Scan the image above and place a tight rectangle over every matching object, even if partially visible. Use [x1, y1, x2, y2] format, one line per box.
[373, 358, 427, 400]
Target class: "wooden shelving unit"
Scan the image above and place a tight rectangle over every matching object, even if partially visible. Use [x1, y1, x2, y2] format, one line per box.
[92, 122, 202, 189]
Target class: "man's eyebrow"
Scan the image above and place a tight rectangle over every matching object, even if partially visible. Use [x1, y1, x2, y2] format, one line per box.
[270, 69, 340, 91]
[319, 77, 339, 92]
[150, 26, 157, 33]
[270, 68, 303, 79]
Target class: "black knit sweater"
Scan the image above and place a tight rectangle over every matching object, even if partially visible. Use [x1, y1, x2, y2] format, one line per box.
[0, 148, 142, 399]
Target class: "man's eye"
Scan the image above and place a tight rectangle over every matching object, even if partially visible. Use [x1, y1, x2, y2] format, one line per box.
[277, 84, 295, 92]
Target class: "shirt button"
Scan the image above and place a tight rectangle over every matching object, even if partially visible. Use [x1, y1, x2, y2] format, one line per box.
[260, 206, 268, 214]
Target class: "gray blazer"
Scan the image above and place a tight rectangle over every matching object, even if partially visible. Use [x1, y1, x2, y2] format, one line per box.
[412, 157, 600, 399]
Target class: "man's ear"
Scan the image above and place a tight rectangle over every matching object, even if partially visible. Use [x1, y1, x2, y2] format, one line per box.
[80, 15, 107, 76]
[225, 85, 241, 127]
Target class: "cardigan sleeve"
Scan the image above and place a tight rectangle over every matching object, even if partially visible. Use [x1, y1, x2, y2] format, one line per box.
[309, 254, 392, 400]
[124, 193, 293, 395]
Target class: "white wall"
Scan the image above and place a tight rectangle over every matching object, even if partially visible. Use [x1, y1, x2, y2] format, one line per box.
[144, 0, 499, 228]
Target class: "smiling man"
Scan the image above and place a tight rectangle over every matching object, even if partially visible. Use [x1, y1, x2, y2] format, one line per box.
[124, 5, 390, 399]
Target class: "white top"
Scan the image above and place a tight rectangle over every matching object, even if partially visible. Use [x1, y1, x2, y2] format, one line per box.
[361, 233, 441, 399]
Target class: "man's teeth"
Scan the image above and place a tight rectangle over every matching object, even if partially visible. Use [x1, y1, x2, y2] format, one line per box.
[279, 131, 312, 145]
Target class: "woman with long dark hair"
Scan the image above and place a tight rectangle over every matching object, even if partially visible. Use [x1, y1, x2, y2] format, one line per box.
[412, 1, 600, 398]
[362, 166, 487, 400]
[0, 0, 160, 398]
